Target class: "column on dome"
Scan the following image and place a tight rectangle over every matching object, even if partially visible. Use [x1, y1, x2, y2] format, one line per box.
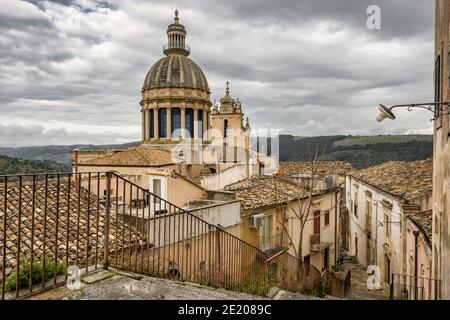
[181, 107, 186, 138]
[144, 109, 149, 140]
[185, 108, 194, 139]
[202, 108, 207, 140]
[149, 109, 154, 139]
[167, 107, 172, 139]
[159, 108, 167, 138]
[193, 108, 199, 140]
[171, 107, 181, 138]
[154, 108, 159, 139]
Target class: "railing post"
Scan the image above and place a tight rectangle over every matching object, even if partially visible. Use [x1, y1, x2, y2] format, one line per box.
[104, 172, 112, 270]
[208, 225, 212, 283]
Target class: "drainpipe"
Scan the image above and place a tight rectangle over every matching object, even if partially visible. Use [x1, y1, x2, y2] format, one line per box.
[334, 190, 338, 268]
[375, 200, 378, 267]
[413, 230, 420, 300]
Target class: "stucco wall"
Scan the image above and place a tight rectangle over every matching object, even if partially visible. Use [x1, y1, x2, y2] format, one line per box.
[406, 219, 432, 299]
[346, 176, 432, 286]
[200, 164, 249, 190]
[434, 0, 450, 300]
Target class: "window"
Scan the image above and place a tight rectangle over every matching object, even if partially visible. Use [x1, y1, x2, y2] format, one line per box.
[435, 55, 441, 118]
[171, 108, 181, 138]
[384, 209, 391, 239]
[353, 192, 358, 217]
[324, 210, 330, 226]
[149, 109, 154, 138]
[313, 210, 320, 234]
[158, 108, 167, 138]
[153, 179, 161, 204]
[224, 119, 229, 138]
[185, 108, 194, 138]
[198, 110, 203, 139]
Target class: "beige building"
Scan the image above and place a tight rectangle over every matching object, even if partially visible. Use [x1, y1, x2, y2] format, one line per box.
[433, 0, 450, 300]
[405, 210, 433, 300]
[226, 176, 342, 272]
[346, 159, 433, 289]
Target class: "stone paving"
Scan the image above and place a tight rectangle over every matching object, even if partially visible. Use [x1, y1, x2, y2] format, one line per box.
[29, 269, 321, 300]
[30, 270, 266, 300]
[338, 263, 389, 300]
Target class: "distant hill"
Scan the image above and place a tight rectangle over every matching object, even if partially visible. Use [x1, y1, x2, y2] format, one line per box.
[0, 135, 433, 170]
[0, 141, 140, 167]
[279, 135, 433, 169]
[0, 154, 70, 175]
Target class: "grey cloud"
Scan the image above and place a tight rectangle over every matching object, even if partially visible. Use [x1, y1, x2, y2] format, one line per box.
[0, 0, 435, 147]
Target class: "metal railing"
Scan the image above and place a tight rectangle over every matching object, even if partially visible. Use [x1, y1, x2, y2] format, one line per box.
[0, 172, 268, 299]
[0, 171, 339, 300]
[390, 273, 440, 300]
[163, 44, 191, 53]
[310, 233, 320, 252]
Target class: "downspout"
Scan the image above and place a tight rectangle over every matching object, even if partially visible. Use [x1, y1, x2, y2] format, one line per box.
[334, 190, 338, 268]
[375, 200, 378, 267]
[413, 230, 420, 300]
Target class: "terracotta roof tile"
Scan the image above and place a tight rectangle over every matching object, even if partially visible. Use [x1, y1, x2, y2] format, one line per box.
[280, 161, 354, 176]
[0, 179, 139, 278]
[352, 159, 432, 201]
[80, 147, 174, 167]
[409, 210, 432, 245]
[226, 176, 313, 211]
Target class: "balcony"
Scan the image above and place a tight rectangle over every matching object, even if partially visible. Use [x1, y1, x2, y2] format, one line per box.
[310, 233, 330, 253]
[258, 233, 287, 256]
[163, 44, 190, 55]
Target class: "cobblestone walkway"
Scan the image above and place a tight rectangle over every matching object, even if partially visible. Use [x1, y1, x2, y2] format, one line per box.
[339, 263, 389, 300]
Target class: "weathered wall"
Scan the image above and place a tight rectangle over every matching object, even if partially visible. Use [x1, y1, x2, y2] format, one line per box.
[434, 0, 450, 300]
[346, 176, 432, 286]
[200, 164, 249, 190]
[406, 218, 432, 299]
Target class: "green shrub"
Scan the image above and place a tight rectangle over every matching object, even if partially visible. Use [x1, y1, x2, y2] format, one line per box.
[2, 257, 65, 293]
[308, 279, 332, 298]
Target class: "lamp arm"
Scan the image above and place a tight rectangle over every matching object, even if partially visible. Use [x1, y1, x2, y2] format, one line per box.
[390, 102, 450, 116]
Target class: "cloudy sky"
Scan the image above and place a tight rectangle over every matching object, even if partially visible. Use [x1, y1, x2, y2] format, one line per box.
[0, 0, 435, 147]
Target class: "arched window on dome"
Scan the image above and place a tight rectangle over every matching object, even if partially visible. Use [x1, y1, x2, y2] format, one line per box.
[185, 108, 194, 138]
[149, 109, 154, 139]
[198, 110, 203, 139]
[171, 108, 181, 138]
[159, 108, 167, 138]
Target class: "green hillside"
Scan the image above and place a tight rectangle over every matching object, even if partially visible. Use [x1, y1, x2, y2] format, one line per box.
[0, 154, 70, 176]
[279, 135, 433, 169]
[0, 135, 433, 171]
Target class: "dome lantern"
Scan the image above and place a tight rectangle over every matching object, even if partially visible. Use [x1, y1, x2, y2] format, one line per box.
[163, 9, 190, 57]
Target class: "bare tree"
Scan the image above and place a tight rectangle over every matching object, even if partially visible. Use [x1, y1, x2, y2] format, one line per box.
[272, 144, 340, 279]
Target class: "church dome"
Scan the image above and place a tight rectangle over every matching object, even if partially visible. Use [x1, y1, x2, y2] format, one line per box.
[142, 10, 210, 93]
[142, 55, 210, 92]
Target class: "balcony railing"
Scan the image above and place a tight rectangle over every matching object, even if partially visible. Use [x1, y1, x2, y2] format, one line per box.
[310, 233, 321, 252]
[163, 44, 190, 53]
[257, 233, 285, 253]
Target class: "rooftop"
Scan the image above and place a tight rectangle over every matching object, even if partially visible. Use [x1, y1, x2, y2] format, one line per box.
[0, 179, 138, 279]
[279, 161, 354, 176]
[351, 159, 433, 201]
[226, 176, 319, 211]
[408, 209, 433, 246]
[79, 147, 174, 167]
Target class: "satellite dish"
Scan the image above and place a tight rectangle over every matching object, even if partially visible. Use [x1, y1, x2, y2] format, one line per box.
[376, 104, 396, 122]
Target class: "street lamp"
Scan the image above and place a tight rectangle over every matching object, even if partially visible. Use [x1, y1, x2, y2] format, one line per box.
[376, 102, 450, 122]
